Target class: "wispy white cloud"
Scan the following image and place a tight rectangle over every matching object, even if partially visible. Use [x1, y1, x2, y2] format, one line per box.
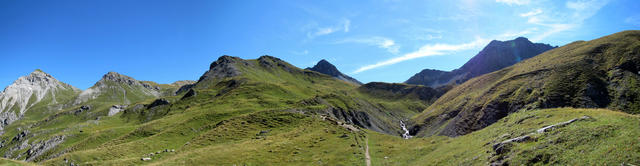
[565, 0, 609, 18]
[495, 0, 530, 5]
[312, 28, 337, 37]
[343, 19, 351, 32]
[335, 37, 400, 54]
[524, 0, 610, 42]
[530, 24, 573, 42]
[520, 9, 542, 17]
[306, 19, 352, 39]
[352, 38, 488, 74]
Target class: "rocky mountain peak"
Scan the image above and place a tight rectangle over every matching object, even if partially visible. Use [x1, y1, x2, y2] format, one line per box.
[197, 55, 247, 85]
[210, 55, 243, 70]
[4, 70, 74, 96]
[309, 59, 341, 76]
[15, 69, 57, 86]
[76, 72, 161, 105]
[307, 59, 362, 85]
[101, 72, 136, 83]
[0, 70, 79, 130]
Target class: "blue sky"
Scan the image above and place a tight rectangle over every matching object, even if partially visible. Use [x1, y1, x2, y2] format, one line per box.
[1, 0, 639, 89]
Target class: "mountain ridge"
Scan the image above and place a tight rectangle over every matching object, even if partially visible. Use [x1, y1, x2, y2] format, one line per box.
[405, 37, 556, 87]
[74, 71, 163, 105]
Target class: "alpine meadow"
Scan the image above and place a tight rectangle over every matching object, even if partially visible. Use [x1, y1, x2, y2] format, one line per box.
[1, 0, 639, 165]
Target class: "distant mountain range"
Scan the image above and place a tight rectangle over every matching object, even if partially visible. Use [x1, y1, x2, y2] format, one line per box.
[405, 37, 556, 87]
[0, 31, 638, 165]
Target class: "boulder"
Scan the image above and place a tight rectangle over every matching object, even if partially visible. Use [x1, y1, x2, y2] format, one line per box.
[108, 105, 128, 116]
[147, 99, 169, 109]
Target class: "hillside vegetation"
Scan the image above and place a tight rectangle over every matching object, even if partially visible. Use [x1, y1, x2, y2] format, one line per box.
[412, 30, 640, 137]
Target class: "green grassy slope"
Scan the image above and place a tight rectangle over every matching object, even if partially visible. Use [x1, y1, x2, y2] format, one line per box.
[0, 55, 435, 165]
[412, 30, 640, 137]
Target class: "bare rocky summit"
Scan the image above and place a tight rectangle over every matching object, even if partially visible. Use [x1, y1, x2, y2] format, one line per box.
[307, 59, 362, 85]
[0, 70, 80, 132]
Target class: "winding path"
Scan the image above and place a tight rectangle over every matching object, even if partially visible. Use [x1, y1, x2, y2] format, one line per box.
[365, 137, 371, 166]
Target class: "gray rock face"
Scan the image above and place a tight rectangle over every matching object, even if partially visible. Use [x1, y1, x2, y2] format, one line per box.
[307, 59, 362, 85]
[181, 89, 197, 100]
[173, 80, 196, 95]
[0, 70, 80, 133]
[146, 99, 169, 109]
[24, 135, 65, 161]
[297, 96, 400, 135]
[196, 55, 247, 88]
[108, 105, 128, 116]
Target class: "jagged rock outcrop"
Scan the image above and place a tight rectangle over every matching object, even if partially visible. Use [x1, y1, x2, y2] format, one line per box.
[0, 70, 80, 132]
[195, 55, 249, 89]
[406, 37, 556, 87]
[172, 80, 196, 95]
[306, 59, 362, 85]
[74, 72, 161, 104]
[181, 89, 196, 99]
[24, 135, 65, 161]
[146, 98, 169, 109]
